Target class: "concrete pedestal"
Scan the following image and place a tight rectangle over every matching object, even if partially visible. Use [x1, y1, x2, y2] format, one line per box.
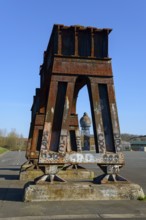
[23, 181, 144, 202]
[20, 169, 94, 181]
[20, 169, 43, 181]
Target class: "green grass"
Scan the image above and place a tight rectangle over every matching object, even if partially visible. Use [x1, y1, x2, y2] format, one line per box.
[0, 147, 8, 155]
[138, 195, 146, 201]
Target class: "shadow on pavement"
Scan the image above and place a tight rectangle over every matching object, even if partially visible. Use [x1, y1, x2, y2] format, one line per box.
[0, 174, 19, 180]
[0, 168, 20, 171]
[0, 188, 23, 202]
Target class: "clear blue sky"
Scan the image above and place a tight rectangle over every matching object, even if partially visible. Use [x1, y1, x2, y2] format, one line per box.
[0, 0, 146, 137]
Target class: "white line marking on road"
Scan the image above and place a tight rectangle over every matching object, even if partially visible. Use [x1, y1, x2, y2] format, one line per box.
[100, 213, 146, 218]
[0, 214, 146, 219]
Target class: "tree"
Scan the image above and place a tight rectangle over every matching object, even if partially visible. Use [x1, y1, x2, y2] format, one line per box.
[0, 129, 7, 147]
[6, 129, 19, 150]
[0, 128, 27, 151]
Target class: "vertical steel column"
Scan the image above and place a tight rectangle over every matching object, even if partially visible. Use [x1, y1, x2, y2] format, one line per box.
[39, 80, 58, 153]
[30, 128, 39, 155]
[74, 27, 78, 56]
[75, 129, 82, 152]
[58, 82, 75, 153]
[58, 27, 62, 55]
[89, 81, 106, 153]
[26, 122, 33, 159]
[26, 138, 32, 158]
[91, 28, 94, 57]
[107, 84, 122, 152]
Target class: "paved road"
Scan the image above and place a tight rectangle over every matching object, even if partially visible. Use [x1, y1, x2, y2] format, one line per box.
[0, 151, 26, 166]
[0, 151, 26, 180]
[0, 151, 146, 219]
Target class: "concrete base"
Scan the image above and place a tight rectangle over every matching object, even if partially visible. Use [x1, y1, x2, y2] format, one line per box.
[20, 169, 94, 181]
[23, 181, 145, 202]
[20, 161, 33, 171]
[20, 169, 43, 181]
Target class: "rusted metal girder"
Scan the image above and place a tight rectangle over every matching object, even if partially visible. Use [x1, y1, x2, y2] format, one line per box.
[24, 24, 125, 183]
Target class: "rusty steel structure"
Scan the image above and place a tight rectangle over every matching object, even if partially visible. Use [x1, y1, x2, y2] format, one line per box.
[25, 24, 126, 183]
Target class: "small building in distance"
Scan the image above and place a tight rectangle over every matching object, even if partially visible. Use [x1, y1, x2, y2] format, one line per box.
[131, 141, 146, 151]
[80, 112, 91, 151]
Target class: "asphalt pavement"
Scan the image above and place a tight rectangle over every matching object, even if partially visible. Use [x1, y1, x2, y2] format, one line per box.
[0, 151, 146, 219]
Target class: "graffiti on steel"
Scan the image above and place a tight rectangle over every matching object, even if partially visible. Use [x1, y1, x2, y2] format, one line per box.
[114, 133, 122, 152]
[39, 151, 124, 164]
[97, 133, 105, 153]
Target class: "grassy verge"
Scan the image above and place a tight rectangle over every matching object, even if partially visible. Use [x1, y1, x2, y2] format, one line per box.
[138, 195, 146, 201]
[0, 147, 8, 155]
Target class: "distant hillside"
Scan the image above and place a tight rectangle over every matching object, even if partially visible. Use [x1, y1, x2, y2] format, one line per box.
[89, 133, 146, 144]
[121, 133, 146, 142]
